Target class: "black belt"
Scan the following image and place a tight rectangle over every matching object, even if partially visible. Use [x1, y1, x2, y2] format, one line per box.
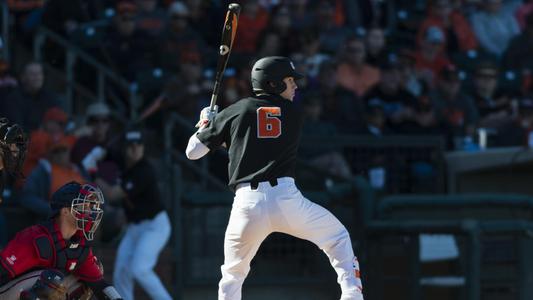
[250, 178, 278, 190]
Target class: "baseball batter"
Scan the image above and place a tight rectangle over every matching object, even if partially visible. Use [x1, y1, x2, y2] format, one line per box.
[186, 56, 364, 300]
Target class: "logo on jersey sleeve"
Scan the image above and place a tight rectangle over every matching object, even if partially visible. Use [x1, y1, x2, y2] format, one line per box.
[6, 255, 16, 265]
[257, 107, 281, 138]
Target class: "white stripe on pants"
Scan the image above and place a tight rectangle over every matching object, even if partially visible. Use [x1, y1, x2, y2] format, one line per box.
[218, 177, 364, 300]
[113, 211, 172, 300]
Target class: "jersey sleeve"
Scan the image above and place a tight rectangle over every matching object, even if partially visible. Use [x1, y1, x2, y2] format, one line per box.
[196, 107, 236, 150]
[0, 229, 51, 280]
[74, 249, 104, 282]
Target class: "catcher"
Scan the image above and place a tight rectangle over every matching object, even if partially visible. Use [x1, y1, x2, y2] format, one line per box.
[0, 181, 123, 300]
[0, 117, 28, 202]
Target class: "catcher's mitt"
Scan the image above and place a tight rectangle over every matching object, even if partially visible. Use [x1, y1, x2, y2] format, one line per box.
[19, 269, 68, 300]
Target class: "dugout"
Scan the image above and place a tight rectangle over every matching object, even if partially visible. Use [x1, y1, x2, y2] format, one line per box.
[364, 194, 533, 300]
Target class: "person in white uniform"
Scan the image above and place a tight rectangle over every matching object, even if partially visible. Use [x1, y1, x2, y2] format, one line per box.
[97, 128, 172, 300]
[186, 56, 364, 300]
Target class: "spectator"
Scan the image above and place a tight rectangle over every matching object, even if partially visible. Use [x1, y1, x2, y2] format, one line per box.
[95, 128, 171, 300]
[503, 13, 533, 71]
[311, 61, 364, 132]
[471, 0, 520, 57]
[180, 0, 219, 47]
[7, 0, 46, 45]
[431, 64, 479, 146]
[102, 1, 156, 81]
[417, 0, 478, 54]
[396, 51, 440, 134]
[256, 30, 283, 58]
[0, 59, 18, 99]
[364, 62, 418, 133]
[134, 0, 167, 37]
[335, 36, 381, 98]
[287, 0, 314, 32]
[355, 99, 392, 137]
[41, 0, 104, 37]
[515, 0, 533, 30]
[71, 102, 120, 183]
[356, 0, 396, 30]
[41, 0, 105, 65]
[1, 61, 64, 131]
[300, 94, 353, 179]
[19, 136, 84, 219]
[493, 97, 533, 147]
[256, 5, 297, 58]
[468, 61, 513, 128]
[365, 26, 389, 67]
[161, 60, 211, 125]
[231, 0, 269, 63]
[313, 0, 351, 55]
[397, 48, 427, 98]
[22, 107, 76, 178]
[296, 30, 330, 79]
[157, 1, 209, 72]
[414, 26, 452, 87]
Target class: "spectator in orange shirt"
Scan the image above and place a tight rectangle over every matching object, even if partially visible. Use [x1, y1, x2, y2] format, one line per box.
[22, 107, 76, 178]
[19, 136, 85, 219]
[335, 36, 380, 98]
[414, 26, 452, 87]
[232, 0, 269, 64]
[417, 0, 478, 54]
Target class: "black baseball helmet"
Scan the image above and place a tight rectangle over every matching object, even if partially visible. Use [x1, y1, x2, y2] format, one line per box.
[251, 56, 304, 94]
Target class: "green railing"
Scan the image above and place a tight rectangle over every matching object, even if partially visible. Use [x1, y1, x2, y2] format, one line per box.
[365, 194, 533, 300]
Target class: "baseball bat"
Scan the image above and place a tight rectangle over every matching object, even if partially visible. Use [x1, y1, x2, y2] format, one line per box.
[209, 3, 241, 111]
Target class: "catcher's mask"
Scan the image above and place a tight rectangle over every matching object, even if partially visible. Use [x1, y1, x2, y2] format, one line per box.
[0, 118, 28, 178]
[51, 181, 104, 241]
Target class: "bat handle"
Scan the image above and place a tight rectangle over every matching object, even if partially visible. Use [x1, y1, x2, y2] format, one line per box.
[209, 93, 218, 111]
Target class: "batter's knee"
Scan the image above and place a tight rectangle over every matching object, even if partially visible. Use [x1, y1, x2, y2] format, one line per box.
[130, 262, 153, 279]
[221, 263, 251, 280]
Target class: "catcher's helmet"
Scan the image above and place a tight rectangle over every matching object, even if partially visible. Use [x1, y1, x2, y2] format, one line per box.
[51, 181, 104, 241]
[251, 56, 304, 94]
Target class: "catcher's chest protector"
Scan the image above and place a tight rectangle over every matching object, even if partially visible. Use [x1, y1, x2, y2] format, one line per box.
[37, 222, 90, 274]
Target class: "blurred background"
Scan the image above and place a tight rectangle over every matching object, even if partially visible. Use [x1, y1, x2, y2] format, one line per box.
[1, 0, 533, 299]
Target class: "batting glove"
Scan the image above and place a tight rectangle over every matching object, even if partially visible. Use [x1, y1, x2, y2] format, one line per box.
[195, 105, 218, 130]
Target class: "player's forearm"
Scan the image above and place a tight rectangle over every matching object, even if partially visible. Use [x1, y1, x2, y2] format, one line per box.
[185, 134, 210, 160]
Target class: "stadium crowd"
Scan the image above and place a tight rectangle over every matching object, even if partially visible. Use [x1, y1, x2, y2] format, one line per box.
[0, 0, 533, 286]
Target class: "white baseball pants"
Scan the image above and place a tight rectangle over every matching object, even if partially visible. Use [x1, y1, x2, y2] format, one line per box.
[218, 177, 363, 300]
[113, 211, 172, 300]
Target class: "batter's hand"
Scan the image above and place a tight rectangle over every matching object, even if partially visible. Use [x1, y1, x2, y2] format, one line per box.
[195, 105, 218, 129]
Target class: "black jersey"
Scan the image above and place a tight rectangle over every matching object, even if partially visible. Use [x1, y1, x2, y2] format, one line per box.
[197, 94, 304, 190]
[120, 158, 165, 223]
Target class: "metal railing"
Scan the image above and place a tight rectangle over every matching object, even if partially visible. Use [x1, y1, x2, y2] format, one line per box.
[300, 135, 447, 194]
[33, 26, 140, 118]
[1, 1, 9, 61]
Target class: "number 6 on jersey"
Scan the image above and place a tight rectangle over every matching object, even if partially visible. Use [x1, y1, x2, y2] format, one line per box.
[257, 107, 281, 138]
